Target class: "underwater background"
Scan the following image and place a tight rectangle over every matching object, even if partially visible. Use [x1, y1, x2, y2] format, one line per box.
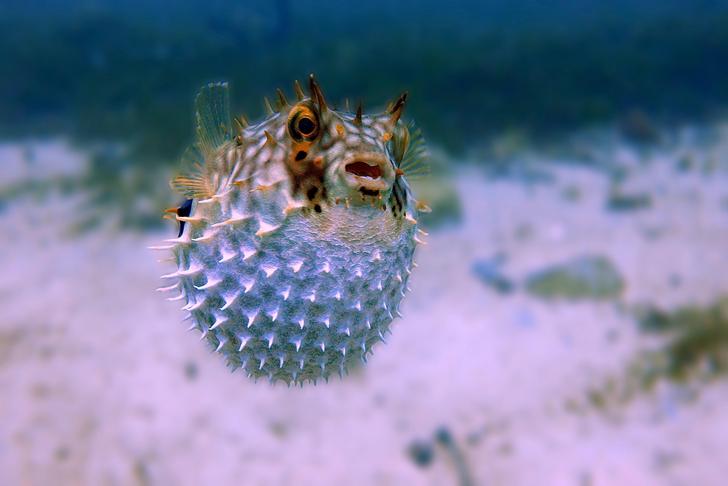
[2, 1, 728, 484]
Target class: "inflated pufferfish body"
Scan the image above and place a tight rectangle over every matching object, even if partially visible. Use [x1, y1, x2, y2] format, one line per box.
[155, 76, 427, 385]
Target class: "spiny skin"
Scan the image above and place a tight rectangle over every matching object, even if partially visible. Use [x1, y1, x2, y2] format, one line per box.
[155, 78, 424, 385]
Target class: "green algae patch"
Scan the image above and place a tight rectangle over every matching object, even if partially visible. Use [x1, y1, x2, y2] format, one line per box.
[637, 299, 728, 384]
[574, 299, 728, 413]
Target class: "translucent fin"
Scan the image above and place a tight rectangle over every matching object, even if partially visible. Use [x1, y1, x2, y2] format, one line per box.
[398, 121, 430, 180]
[170, 145, 213, 199]
[195, 82, 233, 159]
[170, 83, 232, 199]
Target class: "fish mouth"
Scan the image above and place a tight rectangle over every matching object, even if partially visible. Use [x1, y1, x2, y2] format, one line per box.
[341, 153, 394, 193]
[345, 161, 382, 179]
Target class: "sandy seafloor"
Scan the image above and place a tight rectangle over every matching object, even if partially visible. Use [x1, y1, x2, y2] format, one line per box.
[1, 134, 728, 486]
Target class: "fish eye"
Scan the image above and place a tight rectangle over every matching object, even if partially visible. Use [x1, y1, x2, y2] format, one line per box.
[297, 117, 316, 136]
[288, 105, 320, 142]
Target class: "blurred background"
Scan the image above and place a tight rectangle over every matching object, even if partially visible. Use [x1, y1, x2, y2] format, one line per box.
[2, 1, 728, 484]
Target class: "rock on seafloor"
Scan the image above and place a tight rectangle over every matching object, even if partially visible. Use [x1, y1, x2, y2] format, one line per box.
[525, 255, 625, 300]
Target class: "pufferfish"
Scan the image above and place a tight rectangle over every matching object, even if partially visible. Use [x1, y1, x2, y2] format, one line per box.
[153, 75, 428, 385]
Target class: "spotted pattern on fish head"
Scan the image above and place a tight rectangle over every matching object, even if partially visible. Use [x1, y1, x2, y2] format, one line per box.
[226, 77, 415, 223]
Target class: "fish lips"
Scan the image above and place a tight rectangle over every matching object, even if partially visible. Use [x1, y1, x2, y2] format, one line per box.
[341, 153, 395, 193]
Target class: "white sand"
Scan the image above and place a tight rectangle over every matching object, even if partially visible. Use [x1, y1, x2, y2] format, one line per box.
[1, 139, 727, 485]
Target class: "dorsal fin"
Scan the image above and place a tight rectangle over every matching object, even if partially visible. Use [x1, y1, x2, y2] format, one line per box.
[195, 82, 232, 158]
[171, 82, 232, 199]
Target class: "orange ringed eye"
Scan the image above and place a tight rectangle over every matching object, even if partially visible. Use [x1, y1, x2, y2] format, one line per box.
[297, 117, 316, 135]
[287, 104, 320, 142]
